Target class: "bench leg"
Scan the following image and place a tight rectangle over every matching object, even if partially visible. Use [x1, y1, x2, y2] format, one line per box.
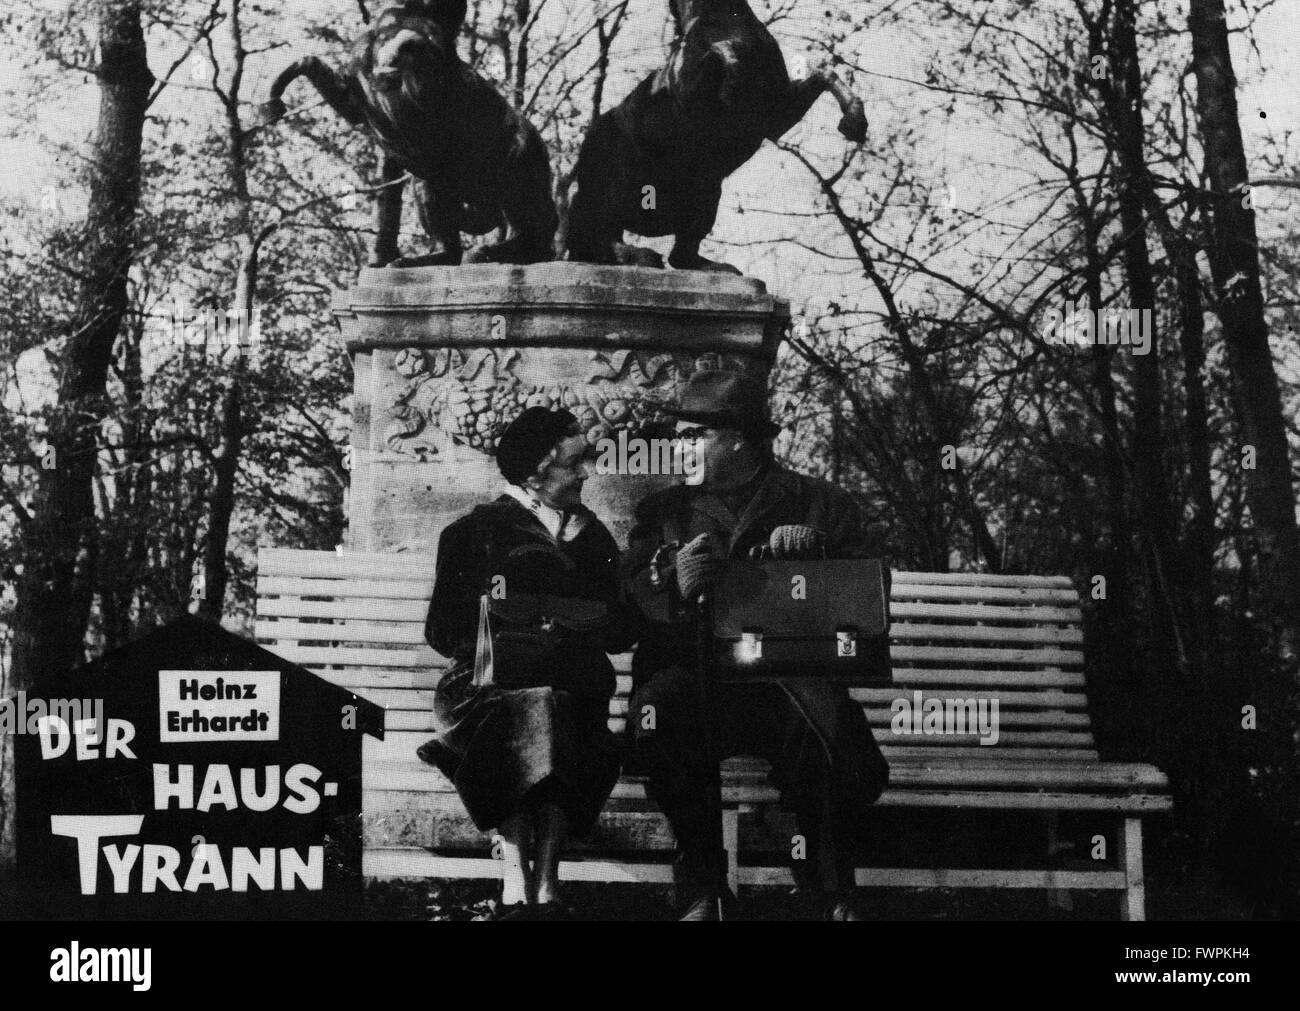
[722, 808, 740, 896]
[1120, 816, 1146, 921]
[1045, 812, 1074, 914]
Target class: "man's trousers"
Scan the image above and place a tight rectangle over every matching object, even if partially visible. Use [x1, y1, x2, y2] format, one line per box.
[628, 664, 889, 892]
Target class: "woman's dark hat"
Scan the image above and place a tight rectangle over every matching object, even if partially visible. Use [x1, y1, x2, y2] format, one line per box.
[496, 407, 578, 485]
[661, 370, 780, 439]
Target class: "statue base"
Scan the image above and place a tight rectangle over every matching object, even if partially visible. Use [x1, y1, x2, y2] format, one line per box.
[332, 263, 789, 554]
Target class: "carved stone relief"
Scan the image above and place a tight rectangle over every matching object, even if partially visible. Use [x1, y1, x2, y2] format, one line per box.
[382, 344, 765, 457]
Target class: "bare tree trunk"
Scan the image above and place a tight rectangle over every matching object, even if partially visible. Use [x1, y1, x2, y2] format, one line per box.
[198, 0, 253, 621]
[1139, 191, 1215, 647]
[2, 0, 152, 866]
[1062, 149, 1144, 753]
[1102, 0, 1185, 670]
[1163, 213, 1216, 705]
[1144, 193, 1226, 876]
[1084, 0, 1226, 874]
[1065, 144, 1132, 621]
[98, 316, 150, 648]
[1189, 0, 1300, 654]
[198, 361, 244, 620]
[1190, 0, 1300, 913]
[1090, 0, 1241, 884]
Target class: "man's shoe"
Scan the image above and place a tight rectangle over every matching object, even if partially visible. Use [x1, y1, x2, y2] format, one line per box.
[827, 893, 870, 921]
[678, 887, 738, 921]
[672, 847, 735, 920]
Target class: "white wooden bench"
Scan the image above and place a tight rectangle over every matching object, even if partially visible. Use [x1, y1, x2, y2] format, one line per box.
[255, 547, 1171, 919]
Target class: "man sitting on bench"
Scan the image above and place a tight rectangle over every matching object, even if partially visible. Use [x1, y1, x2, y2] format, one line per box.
[625, 370, 890, 920]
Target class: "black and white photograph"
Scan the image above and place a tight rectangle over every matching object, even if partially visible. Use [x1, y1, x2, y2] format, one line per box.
[0, 0, 1294, 977]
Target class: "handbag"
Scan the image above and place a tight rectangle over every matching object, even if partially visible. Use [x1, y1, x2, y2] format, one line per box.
[472, 592, 612, 688]
[708, 558, 892, 683]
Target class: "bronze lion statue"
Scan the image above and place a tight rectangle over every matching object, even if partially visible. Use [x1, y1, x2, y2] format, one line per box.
[263, 0, 557, 267]
[566, 0, 868, 272]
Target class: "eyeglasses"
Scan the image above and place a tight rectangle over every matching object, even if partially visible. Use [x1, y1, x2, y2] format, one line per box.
[675, 426, 713, 443]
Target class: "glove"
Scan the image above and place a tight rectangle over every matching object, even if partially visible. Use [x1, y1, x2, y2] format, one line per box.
[675, 533, 723, 600]
[768, 524, 823, 560]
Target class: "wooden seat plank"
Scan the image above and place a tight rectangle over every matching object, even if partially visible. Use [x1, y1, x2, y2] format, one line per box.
[853, 688, 1088, 707]
[888, 669, 1086, 687]
[891, 582, 1080, 603]
[363, 759, 1166, 797]
[881, 746, 1100, 761]
[362, 848, 1132, 891]
[866, 710, 1091, 727]
[257, 576, 434, 599]
[891, 645, 1083, 665]
[892, 572, 1075, 587]
[259, 549, 436, 579]
[307, 669, 443, 690]
[268, 645, 440, 668]
[256, 619, 430, 645]
[258, 598, 432, 621]
[889, 602, 1083, 623]
[889, 623, 1084, 644]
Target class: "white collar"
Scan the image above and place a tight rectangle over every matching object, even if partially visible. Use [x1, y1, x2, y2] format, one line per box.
[504, 485, 589, 542]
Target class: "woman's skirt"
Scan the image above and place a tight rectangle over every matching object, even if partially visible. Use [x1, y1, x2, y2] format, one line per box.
[416, 657, 621, 836]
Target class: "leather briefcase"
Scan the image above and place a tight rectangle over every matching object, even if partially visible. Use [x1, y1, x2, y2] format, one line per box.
[709, 559, 892, 683]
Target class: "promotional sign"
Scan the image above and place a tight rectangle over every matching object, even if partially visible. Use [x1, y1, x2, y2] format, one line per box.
[14, 616, 383, 919]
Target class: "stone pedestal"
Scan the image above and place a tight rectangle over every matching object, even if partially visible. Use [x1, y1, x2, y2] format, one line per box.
[333, 264, 788, 554]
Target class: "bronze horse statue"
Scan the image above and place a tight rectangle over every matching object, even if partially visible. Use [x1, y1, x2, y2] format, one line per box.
[262, 0, 556, 267]
[567, 0, 868, 272]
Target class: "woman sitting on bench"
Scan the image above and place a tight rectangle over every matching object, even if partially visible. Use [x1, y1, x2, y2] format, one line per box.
[417, 407, 633, 919]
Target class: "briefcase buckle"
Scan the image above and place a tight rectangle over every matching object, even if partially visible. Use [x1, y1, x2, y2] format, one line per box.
[836, 630, 858, 657]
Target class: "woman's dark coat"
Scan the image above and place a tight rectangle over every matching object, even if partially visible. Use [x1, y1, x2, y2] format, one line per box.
[420, 496, 633, 834]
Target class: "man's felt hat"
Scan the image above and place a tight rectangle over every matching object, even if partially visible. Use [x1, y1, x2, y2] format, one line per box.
[661, 370, 780, 438]
[496, 407, 578, 485]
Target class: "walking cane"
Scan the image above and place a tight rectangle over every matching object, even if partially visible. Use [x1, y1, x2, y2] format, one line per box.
[695, 589, 728, 920]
